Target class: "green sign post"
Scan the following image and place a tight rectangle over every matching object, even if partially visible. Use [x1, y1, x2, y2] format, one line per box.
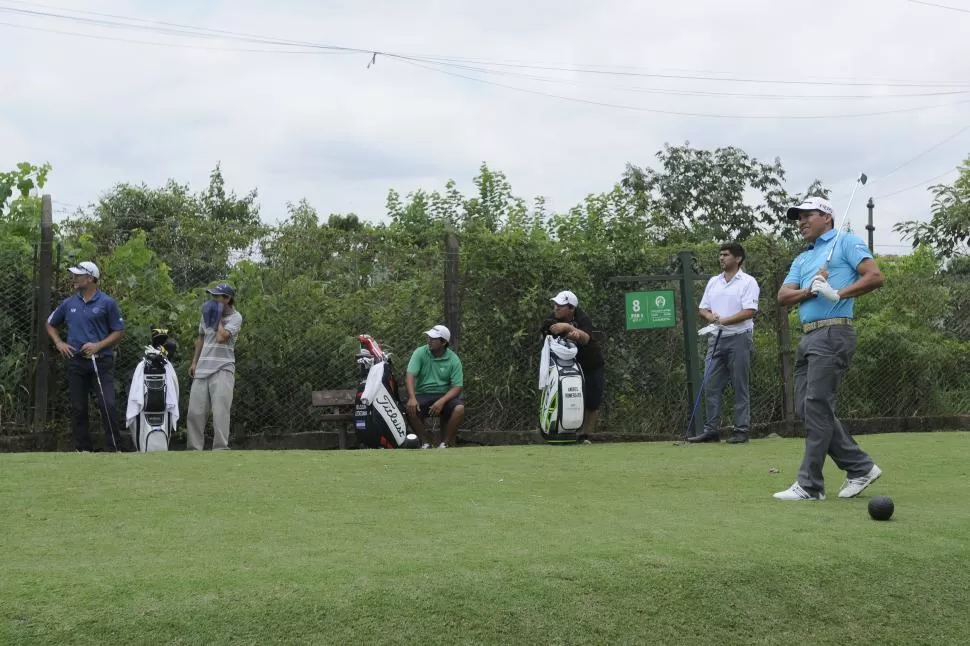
[625, 290, 676, 330]
[609, 250, 708, 438]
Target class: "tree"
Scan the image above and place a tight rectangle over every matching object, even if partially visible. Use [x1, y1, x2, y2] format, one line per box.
[61, 164, 264, 289]
[0, 162, 52, 427]
[620, 143, 823, 243]
[0, 161, 50, 239]
[893, 156, 970, 259]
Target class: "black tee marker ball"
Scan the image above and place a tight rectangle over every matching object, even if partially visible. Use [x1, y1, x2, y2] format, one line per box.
[868, 496, 894, 521]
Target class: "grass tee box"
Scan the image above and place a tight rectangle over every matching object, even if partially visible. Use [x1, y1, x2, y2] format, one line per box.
[1, 432, 969, 645]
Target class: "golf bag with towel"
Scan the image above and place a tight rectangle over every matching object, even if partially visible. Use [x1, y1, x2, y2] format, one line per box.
[538, 335, 585, 444]
[354, 334, 413, 448]
[125, 328, 180, 452]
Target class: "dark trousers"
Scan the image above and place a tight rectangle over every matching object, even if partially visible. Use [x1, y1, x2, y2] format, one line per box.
[794, 326, 873, 495]
[702, 331, 753, 434]
[67, 355, 123, 452]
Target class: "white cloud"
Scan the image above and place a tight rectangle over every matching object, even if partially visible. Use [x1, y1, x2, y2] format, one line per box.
[2, 0, 969, 253]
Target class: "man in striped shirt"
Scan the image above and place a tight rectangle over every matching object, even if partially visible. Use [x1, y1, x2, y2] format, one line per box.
[187, 283, 243, 451]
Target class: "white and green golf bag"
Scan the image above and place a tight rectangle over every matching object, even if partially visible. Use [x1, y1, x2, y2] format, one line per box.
[538, 335, 585, 443]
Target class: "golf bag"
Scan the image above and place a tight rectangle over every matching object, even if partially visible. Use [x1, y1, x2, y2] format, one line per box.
[125, 329, 180, 452]
[538, 335, 585, 443]
[354, 335, 410, 448]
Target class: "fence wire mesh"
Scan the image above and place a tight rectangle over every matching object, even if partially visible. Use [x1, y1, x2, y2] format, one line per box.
[5, 217, 970, 448]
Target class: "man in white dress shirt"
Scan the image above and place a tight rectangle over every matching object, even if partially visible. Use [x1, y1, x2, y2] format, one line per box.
[688, 242, 760, 444]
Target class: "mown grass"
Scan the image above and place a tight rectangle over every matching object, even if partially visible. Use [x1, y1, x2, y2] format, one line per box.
[1, 432, 968, 645]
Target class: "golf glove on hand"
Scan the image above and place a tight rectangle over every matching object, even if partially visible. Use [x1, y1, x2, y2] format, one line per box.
[810, 276, 840, 303]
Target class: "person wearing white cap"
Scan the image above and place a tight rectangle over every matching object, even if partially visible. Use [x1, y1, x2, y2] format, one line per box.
[540, 290, 605, 441]
[405, 324, 465, 448]
[45, 261, 126, 451]
[772, 195, 885, 501]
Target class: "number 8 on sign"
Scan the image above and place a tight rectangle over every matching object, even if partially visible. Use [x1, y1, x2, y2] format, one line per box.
[632, 300, 641, 313]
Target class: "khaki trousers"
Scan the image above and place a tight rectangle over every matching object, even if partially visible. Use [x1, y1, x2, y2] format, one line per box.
[187, 369, 235, 450]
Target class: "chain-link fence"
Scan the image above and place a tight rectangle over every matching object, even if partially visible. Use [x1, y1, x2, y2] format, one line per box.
[0, 244, 38, 434]
[6, 210, 970, 450]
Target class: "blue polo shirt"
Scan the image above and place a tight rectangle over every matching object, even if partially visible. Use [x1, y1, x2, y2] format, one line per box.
[783, 229, 873, 325]
[47, 290, 125, 356]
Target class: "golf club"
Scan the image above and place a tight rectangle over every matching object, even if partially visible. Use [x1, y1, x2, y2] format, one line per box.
[683, 328, 722, 443]
[822, 172, 868, 272]
[91, 355, 120, 452]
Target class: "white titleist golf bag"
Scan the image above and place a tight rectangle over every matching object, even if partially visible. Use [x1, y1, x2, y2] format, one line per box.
[538, 335, 585, 443]
[125, 331, 180, 452]
[354, 335, 411, 448]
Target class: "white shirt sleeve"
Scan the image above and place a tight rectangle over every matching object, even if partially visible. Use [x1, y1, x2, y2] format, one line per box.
[741, 275, 760, 310]
[699, 277, 717, 310]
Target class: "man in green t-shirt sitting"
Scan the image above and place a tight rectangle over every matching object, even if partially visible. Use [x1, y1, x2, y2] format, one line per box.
[405, 324, 465, 449]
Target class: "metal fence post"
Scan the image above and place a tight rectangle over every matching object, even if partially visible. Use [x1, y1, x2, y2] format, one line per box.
[32, 195, 54, 444]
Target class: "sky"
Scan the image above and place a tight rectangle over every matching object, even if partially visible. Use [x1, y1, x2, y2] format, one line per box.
[2, 0, 969, 255]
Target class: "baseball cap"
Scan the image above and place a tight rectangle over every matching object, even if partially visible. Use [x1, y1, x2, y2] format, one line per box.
[786, 196, 834, 220]
[206, 283, 236, 297]
[68, 261, 100, 279]
[550, 290, 579, 307]
[424, 324, 451, 342]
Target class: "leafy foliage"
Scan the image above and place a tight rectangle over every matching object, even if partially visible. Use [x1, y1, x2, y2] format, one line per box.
[893, 156, 970, 259]
[8, 148, 970, 440]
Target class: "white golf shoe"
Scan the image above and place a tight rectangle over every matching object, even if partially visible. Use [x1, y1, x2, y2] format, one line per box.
[838, 465, 882, 498]
[773, 482, 825, 501]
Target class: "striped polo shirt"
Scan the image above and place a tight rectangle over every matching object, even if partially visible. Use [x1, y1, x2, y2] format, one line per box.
[194, 310, 243, 378]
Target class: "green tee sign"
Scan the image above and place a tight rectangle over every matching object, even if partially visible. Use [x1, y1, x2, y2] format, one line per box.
[625, 290, 676, 330]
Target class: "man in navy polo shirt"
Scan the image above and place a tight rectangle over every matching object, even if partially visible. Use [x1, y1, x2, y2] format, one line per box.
[46, 261, 126, 452]
[773, 197, 885, 501]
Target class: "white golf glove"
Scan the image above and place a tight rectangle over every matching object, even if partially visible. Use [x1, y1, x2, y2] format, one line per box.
[810, 276, 840, 303]
[698, 323, 720, 337]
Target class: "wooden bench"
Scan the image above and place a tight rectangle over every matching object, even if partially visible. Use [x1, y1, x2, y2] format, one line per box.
[311, 389, 357, 449]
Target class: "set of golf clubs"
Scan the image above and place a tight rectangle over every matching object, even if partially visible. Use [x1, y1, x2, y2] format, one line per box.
[682, 172, 868, 443]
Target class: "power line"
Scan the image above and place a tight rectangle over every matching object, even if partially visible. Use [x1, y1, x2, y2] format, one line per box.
[0, 4, 367, 52]
[397, 57, 970, 120]
[0, 20, 357, 54]
[401, 57, 970, 101]
[402, 52, 966, 87]
[874, 168, 959, 199]
[411, 54, 970, 89]
[906, 0, 970, 15]
[3, 0, 970, 89]
[870, 123, 970, 186]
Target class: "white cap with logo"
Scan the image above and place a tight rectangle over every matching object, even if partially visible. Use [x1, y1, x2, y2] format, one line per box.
[550, 290, 578, 307]
[786, 196, 834, 220]
[68, 261, 100, 279]
[424, 324, 451, 342]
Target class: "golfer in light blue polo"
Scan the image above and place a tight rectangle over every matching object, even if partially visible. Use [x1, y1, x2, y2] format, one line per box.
[774, 196, 885, 501]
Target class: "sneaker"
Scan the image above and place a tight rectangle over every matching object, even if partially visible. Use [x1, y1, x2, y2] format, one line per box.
[838, 465, 882, 498]
[437, 442, 448, 449]
[773, 482, 825, 501]
[420, 443, 432, 450]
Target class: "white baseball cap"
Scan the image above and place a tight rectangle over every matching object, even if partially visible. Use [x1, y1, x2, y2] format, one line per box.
[424, 324, 451, 342]
[786, 196, 834, 220]
[68, 261, 100, 279]
[550, 290, 578, 307]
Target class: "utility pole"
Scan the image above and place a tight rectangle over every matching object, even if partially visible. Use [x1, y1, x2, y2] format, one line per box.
[866, 198, 875, 253]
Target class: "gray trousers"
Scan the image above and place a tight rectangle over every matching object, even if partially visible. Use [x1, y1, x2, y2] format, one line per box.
[187, 369, 235, 451]
[794, 325, 873, 495]
[703, 331, 753, 434]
